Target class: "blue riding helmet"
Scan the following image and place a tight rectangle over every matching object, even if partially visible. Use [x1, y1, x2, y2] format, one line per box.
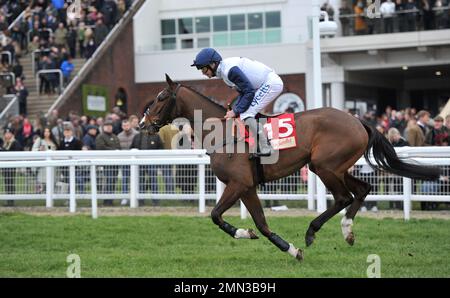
[190, 48, 222, 69]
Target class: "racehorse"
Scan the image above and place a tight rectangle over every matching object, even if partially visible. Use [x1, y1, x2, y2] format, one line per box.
[140, 74, 440, 261]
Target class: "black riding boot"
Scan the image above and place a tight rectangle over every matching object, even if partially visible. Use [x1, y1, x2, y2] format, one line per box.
[245, 117, 272, 156]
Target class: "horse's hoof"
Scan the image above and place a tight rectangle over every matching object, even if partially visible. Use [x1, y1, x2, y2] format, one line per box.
[248, 229, 259, 239]
[345, 232, 355, 246]
[305, 235, 315, 247]
[296, 249, 304, 261]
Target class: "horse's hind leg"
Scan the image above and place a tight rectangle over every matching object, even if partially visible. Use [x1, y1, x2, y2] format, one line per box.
[341, 172, 372, 245]
[305, 167, 354, 247]
[241, 187, 303, 261]
[211, 181, 258, 239]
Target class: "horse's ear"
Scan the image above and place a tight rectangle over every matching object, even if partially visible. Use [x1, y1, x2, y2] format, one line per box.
[165, 74, 176, 88]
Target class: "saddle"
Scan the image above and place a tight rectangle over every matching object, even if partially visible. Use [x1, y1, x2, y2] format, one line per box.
[255, 112, 286, 119]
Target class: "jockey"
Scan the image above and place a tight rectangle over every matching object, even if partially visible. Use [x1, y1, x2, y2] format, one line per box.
[191, 48, 284, 156]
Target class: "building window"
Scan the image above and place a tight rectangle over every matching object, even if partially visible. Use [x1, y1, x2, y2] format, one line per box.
[179, 18, 193, 34]
[162, 37, 176, 50]
[160, 11, 281, 50]
[248, 13, 263, 29]
[181, 38, 194, 49]
[195, 17, 210, 33]
[197, 37, 210, 48]
[230, 14, 246, 31]
[213, 15, 228, 31]
[161, 19, 176, 35]
[266, 11, 281, 28]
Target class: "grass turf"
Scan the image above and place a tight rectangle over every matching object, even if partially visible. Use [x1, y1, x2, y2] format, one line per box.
[0, 212, 449, 277]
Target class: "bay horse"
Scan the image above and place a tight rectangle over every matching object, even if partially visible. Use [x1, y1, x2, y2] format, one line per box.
[140, 74, 440, 261]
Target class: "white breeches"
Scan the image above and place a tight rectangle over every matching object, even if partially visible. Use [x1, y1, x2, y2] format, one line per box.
[240, 72, 284, 120]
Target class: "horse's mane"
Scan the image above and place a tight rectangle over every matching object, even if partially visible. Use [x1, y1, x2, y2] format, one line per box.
[182, 84, 227, 111]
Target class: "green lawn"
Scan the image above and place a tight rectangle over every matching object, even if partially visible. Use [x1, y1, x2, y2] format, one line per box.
[1, 213, 449, 277]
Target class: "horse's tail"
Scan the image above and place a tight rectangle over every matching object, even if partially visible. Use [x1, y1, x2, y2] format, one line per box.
[360, 120, 440, 181]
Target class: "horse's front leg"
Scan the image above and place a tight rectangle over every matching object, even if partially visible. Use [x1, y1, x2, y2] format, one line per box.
[242, 187, 303, 261]
[210, 181, 259, 239]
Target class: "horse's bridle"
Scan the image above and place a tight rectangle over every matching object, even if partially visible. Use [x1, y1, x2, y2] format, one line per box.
[145, 83, 181, 131]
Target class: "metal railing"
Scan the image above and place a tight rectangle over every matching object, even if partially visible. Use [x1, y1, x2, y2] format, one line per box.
[8, 10, 26, 31]
[1, 51, 12, 65]
[0, 147, 449, 220]
[35, 69, 63, 95]
[0, 72, 16, 93]
[27, 28, 53, 44]
[31, 49, 52, 76]
[0, 94, 18, 128]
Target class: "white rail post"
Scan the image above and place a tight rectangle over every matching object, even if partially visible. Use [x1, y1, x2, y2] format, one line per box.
[198, 164, 206, 213]
[69, 165, 76, 213]
[216, 178, 225, 203]
[307, 167, 316, 210]
[240, 201, 248, 219]
[316, 178, 327, 213]
[90, 165, 98, 219]
[45, 157, 54, 208]
[403, 177, 412, 221]
[130, 156, 138, 208]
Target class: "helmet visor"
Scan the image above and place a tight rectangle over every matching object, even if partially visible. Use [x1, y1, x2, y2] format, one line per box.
[196, 64, 208, 70]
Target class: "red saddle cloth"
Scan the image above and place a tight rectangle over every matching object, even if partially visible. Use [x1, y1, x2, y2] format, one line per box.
[234, 113, 297, 150]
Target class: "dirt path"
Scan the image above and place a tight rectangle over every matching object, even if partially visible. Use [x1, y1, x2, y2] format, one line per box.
[1, 206, 450, 220]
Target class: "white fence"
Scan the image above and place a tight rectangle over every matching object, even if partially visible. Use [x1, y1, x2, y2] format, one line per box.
[0, 148, 449, 220]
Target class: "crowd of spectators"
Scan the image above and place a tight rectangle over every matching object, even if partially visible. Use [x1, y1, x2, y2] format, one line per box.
[355, 105, 450, 211]
[321, 0, 450, 36]
[0, 105, 196, 207]
[0, 0, 133, 101]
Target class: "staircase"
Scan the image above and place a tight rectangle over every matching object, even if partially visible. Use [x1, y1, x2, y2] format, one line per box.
[21, 56, 86, 118]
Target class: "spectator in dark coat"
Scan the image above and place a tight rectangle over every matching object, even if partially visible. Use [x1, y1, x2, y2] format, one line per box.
[58, 124, 83, 185]
[66, 26, 78, 59]
[15, 78, 28, 116]
[94, 18, 109, 46]
[82, 125, 98, 150]
[425, 116, 450, 146]
[95, 121, 121, 205]
[131, 130, 164, 206]
[85, 36, 96, 59]
[1, 127, 23, 206]
[101, 0, 119, 29]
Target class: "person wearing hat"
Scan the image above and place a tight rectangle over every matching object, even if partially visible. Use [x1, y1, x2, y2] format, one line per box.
[1, 127, 23, 206]
[425, 115, 450, 146]
[82, 124, 98, 150]
[421, 115, 449, 211]
[95, 121, 121, 206]
[59, 124, 83, 151]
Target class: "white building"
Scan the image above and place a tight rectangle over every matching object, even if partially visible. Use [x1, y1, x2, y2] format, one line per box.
[132, 0, 450, 116]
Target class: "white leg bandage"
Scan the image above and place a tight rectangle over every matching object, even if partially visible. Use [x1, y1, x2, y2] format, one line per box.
[234, 228, 252, 239]
[341, 216, 353, 239]
[287, 243, 299, 258]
